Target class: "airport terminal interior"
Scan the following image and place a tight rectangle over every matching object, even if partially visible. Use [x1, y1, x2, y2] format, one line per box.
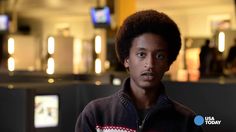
[1, 0, 236, 132]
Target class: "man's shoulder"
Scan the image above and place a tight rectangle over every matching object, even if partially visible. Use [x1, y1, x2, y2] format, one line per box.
[92, 94, 117, 105]
[83, 92, 119, 111]
[170, 99, 196, 117]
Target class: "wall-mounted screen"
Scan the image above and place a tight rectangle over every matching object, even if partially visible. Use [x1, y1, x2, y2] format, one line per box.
[0, 14, 9, 32]
[90, 6, 111, 28]
[34, 95, 59, 128]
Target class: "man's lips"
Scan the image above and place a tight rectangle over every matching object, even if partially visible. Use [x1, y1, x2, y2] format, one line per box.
[141, 72, 155, 76]
[141, 72, 156, 80]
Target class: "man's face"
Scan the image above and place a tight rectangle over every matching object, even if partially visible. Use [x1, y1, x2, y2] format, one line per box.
[124, 33, 170, 89]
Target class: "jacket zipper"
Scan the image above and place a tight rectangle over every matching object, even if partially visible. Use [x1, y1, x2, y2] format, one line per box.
[137, 110, 152, 132]
[121, 93, 153, 132]
[122, 94, 144, 132]
[136, 120, 142, 132]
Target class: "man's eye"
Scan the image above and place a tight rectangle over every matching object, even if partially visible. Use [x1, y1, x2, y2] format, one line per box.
[137, 52, 146, 57]
[156, 54, 166, 60]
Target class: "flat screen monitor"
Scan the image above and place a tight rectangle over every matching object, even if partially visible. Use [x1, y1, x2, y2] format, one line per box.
[34, 95, 59, 128]
[90, 6, 111, 28]
[0, 14, 9, 32]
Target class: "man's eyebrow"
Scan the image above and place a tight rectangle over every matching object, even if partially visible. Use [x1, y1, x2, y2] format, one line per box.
[136, 47, 167, 52]
[136, 47, 146, 51]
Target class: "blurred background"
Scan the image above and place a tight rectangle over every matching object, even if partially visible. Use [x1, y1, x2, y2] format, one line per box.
[1, 0, 236, 80]
[1, 0, 236, 132]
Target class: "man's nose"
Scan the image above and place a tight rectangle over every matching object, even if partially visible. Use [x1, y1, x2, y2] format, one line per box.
[144, 55, 154, 69]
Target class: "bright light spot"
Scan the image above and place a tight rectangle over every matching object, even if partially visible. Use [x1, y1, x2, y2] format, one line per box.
[95, 81, 101, 85]
[48, 78, 55, 83]
[73, 38, 82, 74]
[8, 57, 15, 72]
[104, 60, 110, 70]
[8, 84, 14, 89]
[95, 58, 102, 74]
[218, 32, 225, 52]
[48, 36, 55, 54]
[113, 78, 121, 86]
[95, 35, 101, 54]
[46, 57, 55, 75]
[8, 37, 14, 55]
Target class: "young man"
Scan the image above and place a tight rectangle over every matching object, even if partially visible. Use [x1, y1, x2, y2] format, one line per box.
[75, 10, 203, 132]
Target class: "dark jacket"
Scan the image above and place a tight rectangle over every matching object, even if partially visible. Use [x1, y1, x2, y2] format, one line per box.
[75, 78, 203, 132]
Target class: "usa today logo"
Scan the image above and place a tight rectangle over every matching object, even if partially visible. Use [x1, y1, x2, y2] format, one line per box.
[194, 115, 221, 126]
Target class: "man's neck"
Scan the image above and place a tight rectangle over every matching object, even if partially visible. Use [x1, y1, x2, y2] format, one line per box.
[129, 80, 161, 110]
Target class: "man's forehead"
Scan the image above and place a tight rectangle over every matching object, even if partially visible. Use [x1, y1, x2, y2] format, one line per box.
[134, 46, 168, 52]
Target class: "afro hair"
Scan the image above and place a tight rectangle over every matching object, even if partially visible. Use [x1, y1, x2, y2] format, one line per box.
[115, 9, 181, 65]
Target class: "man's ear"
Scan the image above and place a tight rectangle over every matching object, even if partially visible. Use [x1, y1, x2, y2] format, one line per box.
[124, 58, 129, 68]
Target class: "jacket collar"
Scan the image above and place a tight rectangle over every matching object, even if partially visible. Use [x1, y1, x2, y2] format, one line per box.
[118, 77, 173, 111]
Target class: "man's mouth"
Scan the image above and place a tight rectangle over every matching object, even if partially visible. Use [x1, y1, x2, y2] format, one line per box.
[141, 72, 155, 80]
[141, 72, 154, 76]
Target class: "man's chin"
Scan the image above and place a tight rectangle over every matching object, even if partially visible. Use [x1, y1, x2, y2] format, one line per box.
[139, 82, 157, 89]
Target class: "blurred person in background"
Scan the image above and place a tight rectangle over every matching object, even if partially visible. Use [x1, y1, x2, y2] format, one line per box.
[226, 39, 236, 74]
[199, 39, 211, 76]
[199, 39, 223, 77]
